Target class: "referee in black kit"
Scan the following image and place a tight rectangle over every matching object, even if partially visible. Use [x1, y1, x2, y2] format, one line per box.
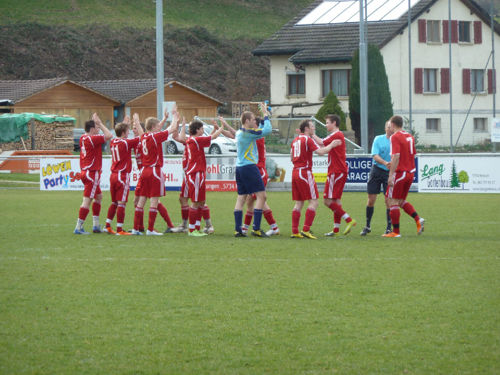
[360, 120, 394, 236]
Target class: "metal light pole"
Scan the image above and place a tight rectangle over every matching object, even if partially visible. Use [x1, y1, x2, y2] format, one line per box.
[156, 0, 164, 120]
[492, 0, 497, 152]
[408, 0, 412, 132]
[448, 0, 454, 152]
[359, 0, 368, 152]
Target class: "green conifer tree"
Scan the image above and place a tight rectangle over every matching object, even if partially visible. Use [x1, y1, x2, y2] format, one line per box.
[349, 44, 393, 146]
[315, 90, 346, 138]
[450, 161, 460, 188]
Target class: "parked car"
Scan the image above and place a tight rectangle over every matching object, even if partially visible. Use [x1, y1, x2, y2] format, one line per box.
[165, 123, 236, 155]
[73, 128, 85, 152]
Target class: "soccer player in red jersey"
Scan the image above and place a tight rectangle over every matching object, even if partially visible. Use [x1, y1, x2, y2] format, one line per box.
[290, 119, 338, 239]
[132, 109, 179, 235]
[315, 114, 357, 237]
[104, 115, 143, 235]
[184, 119, 223, 236]
[383, 115, 424, 237]
[73, 113, 113, 234]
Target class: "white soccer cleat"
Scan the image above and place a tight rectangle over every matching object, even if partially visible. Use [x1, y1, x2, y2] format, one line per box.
[203, 225, 215, 234]
[265, 228, 280, 236]
[131, 229, 144, 235]
[146, 229, 163, 236]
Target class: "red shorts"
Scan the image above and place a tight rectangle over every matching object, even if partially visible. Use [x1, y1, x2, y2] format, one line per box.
[110, 172, 130, 203]
[292, 168, 318, 201]
[186, 171, 206, 202]
[136, 166, 165, 198]
[323, 172, 347, 200]
[81, 170, 101, 199]
[180, 175, 189, 198]
[386, 171, 414, 200]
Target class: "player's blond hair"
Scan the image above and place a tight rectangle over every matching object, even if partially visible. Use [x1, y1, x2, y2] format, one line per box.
[144, 117, 160, 131]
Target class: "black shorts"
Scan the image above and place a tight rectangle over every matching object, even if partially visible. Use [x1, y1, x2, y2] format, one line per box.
[367, 165, 389, 195]
[236, 164, 265, 195]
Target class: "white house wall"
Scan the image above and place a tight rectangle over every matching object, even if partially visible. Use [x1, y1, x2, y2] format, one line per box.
[268, 0, 499, 146]
[270, 55, 351, 118]
[383, 0, 499, 146]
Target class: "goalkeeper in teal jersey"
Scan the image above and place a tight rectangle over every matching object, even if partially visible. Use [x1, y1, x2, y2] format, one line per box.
[233, 102, 272, 237]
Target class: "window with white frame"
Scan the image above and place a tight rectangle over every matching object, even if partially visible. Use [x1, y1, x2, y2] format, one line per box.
[423, 69, 438, 93]
[426, 118, 441, 133]
[471, 69, 485, 93]
[427, 20, 440, 42]
[287, 72, 305, 96]
[459, 21, 471, 43]
[473, 118, 488, 132]
[322, 69, 350, 97]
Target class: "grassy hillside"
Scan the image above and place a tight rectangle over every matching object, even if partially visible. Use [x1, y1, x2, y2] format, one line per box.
[0, 0, 311, 39]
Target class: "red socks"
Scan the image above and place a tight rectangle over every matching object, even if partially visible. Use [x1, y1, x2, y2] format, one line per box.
[92, 201, 101, 217]
[303, 208, 316, 232]
[157, 202, 173, 228]
[263, 209, 276, 226]
[390, 205, 401, 234]
[106, 202, 117, 224]
[292, 209, 301, 234]
[134, 207, 144, 231]
[116, 203, 126, 232]
[79, 206, 89, 221]
[148, 208, 158, 231]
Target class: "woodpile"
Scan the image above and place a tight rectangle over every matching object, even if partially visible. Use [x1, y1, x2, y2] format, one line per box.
[232, 101, 261, 120]
[1, 119, 74, 151]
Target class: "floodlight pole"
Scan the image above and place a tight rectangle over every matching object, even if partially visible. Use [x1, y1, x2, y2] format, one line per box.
[492, 0, 496, 152]
[448, 0, 454, 152]
[408, 0, 412, 132]
[156, 0, 164, 120]
[359, 0, 368, 153]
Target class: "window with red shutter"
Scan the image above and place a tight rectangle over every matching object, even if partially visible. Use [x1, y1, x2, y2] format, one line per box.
[415, 68, 423, 94]
[488, 69, 496, 94]
[463, 69, 471, 94]
[451, 20, 458, 43]
[441, 68, 450, 94]
[418, 19, 426, 43]
[474, 21, 482, 44]
[443, 20, 449, 43]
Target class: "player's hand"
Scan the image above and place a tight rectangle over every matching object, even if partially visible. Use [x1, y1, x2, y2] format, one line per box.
[386, 161, 391, 169]
[388, 174, 395, 187]
[123, 115, 130, 125]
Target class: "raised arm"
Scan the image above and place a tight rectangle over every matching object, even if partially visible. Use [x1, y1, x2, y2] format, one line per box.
[166, 108, 179, 135]
[132, 113, 144, 137]
[210, 122, 224, 140]
[218, 116, 236, 139]
[172, 117, 187, 144]
[315, 139, 340, 155]
[92, 113, 113, 141]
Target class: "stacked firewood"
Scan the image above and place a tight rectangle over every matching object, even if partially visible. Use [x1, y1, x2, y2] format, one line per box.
[1, 119, 74, 151]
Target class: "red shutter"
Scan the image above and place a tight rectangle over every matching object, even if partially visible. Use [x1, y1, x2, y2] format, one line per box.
[451, 20, 458, 43]
[442, 21, 449, 43]
[463, 69, 471, 94]
[418, 19, 426, 43]
[488, 69, 496, 94]
[474, 21, 482, 44]
[415, 68, 423, 94]
[441, 68, 450, 94]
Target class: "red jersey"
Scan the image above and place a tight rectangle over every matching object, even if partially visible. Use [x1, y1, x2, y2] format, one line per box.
[110, 137, 140, 173]
[291, 134, 319, 170]
[80, 134, 105, 171]
[134, 142, 143, 169]
[185, 135, 211, 174]
[256, 138, 266, 169]
[139, 130, 169, 168]
[323, 130, 347, 174]
[390, 130, 416, 173]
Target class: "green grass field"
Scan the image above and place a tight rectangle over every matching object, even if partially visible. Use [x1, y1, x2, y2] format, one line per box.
[1, 186, 499, 374]
[0, 0, 311, 39]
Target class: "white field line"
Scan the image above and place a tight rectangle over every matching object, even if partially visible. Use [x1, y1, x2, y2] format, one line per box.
[0, 256, 499, 263]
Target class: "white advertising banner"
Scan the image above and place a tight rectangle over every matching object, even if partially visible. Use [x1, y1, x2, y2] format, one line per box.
[40, 157, 184, 191]
[491, 118, 500, 143]
[418, 155, 500, 193]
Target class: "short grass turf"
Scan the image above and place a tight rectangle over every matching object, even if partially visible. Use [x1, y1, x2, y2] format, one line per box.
[0, 190, 499, 374]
